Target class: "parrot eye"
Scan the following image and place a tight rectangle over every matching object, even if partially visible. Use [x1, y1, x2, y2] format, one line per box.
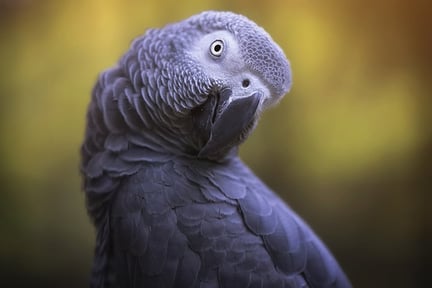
[209, 40, 224, 57]
[242, 79, 250, 88]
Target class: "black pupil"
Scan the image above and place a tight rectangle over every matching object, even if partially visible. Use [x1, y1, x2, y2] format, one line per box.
[213, 44, 221, 52]
[242, 79, 250, 88]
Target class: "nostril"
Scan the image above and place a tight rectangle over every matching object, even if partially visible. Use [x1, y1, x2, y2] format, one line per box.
[242, 79, 250, 88]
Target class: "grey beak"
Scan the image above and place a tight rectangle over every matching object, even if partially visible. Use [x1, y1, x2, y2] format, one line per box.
[197, 88, 261, 159]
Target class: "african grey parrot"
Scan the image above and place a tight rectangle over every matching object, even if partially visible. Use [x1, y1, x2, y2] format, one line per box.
[81, 11, 351, 288]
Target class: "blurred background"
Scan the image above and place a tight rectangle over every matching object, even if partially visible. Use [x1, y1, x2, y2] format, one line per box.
[0, 0, 430, 287]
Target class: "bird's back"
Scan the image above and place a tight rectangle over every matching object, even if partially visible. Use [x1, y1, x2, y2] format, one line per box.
[106, 156, 350, 288]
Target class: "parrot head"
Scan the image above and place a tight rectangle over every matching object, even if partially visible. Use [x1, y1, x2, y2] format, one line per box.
[185, 12, 292, 159]
[112, 11, 291, 161]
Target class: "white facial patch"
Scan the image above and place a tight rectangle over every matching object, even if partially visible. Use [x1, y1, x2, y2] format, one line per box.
[188, 30, 270, 103]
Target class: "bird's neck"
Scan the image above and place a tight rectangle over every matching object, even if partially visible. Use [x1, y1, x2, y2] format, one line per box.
[126, 130, 240, 164]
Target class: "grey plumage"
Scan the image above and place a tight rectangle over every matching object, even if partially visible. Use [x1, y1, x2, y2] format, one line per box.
[81, 11, 351, 288]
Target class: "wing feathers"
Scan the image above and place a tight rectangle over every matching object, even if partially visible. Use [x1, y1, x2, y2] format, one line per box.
[107, 159, 350, 287]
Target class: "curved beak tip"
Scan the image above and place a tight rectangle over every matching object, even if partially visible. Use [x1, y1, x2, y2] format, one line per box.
[198, 90, 262, 158]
